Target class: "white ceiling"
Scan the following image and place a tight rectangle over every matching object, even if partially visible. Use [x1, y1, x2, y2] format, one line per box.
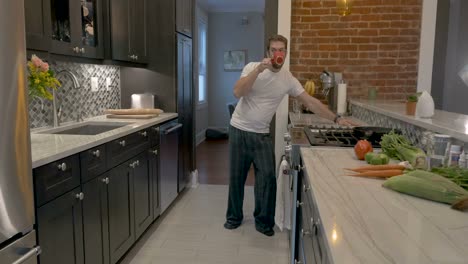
[197, 0, 264, 13]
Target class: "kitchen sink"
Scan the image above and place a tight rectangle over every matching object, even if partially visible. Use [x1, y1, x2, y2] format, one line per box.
[38, 121, 133, 135]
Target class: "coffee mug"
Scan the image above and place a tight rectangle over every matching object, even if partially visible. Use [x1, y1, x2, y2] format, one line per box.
[271, 51, 285, 67]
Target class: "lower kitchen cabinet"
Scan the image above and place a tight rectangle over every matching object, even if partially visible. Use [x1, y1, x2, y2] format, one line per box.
[108, 161, 135, 263]
[149, 146, 161, 220]
[82, 174, 110, 264]
[133, 152, 153, 239]
[37, 187, 84, 264]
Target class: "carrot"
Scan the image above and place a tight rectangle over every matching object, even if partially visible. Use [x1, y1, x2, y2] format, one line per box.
[344, 164, 405, 173]
[346, 169, 404, 178]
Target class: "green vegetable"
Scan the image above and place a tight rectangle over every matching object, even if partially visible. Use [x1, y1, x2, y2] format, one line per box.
[368, 153, 390, 165]
[380, 131, 427, 169]
[405, 170, 467, 193]
[383, 174, 468, 210]
[365, 152, 377, 163]
[430, 167, 468, 191]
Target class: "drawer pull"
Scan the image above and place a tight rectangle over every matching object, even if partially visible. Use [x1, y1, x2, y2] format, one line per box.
[57, 162, 67, 171]
[129, 162, 136, 169]
[92, 149, 100, 157]
[301, 229, 311, 237]
[296, 200, 303, 208]
[119, 140, 126, 147]
[140, 131, 148, 137]
[303, 184, 310, 192]
[102, 177, 110, 184]
[151, 149, 158, 155]
[152, 127, 159, 132]
[135, 160, 140, 166]
[75, 192, 84, 200]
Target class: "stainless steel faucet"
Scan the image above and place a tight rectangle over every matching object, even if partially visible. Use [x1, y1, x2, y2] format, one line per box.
[53, 70, 82, 127]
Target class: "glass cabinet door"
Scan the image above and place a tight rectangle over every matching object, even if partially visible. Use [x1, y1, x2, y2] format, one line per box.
[51, 0, 71, 42]
[80, 0, 98, 47]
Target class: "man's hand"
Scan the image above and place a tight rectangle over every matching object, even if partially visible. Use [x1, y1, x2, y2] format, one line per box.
[256, 58, 273, 73]
[336, 117, 360, 127]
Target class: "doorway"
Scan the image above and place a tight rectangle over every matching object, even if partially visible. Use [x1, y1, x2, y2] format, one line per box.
[194, 0, 269, 185]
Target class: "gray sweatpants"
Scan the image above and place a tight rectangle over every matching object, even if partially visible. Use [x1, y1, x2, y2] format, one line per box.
[225, 125, 276, 232]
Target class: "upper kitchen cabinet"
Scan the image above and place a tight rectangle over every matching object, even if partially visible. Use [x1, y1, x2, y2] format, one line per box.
[176, 0, 193, 37]
[48, 0, 104, 58]
[110, 0, 148, 63]
[25, 0, 50, 51]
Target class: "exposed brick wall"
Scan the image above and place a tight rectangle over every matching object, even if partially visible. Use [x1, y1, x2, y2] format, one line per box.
[290, 0, 422, 100]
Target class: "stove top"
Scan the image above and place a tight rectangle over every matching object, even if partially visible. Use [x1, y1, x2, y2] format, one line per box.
[304, 127, 381, 148]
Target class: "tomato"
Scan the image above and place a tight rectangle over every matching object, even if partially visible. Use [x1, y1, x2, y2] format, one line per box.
[354, 140, 373, 160]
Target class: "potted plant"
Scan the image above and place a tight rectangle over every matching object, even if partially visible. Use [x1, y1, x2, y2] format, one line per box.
[406, 93, 418, 115]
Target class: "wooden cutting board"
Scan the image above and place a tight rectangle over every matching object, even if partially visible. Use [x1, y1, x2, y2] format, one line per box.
[106, 114, 159, 119]
[105, 108, 163, 115]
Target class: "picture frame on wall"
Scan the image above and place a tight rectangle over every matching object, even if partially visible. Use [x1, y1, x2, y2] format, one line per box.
[224, 50, 247, 71]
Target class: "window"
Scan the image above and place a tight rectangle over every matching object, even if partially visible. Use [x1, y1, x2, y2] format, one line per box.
[198, 16, 207, 105]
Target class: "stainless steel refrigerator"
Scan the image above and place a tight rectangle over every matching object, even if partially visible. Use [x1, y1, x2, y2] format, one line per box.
[0, 0, 40, 263]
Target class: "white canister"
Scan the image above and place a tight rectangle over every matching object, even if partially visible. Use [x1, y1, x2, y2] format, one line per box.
[416, 91, 435, 118]
[336, 80, 347, 115]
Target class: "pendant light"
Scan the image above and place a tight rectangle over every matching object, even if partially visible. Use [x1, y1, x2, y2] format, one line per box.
[336, 0, 352, 16]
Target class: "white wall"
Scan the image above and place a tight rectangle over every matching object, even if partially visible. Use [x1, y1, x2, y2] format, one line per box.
[274, 0, 291, 168]
[195, 5, 209, 145]
[417, 0, 438, 93]
[207, 12, 264, 129]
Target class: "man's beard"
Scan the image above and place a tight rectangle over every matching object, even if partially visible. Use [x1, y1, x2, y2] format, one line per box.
[272, 63, 283, 70]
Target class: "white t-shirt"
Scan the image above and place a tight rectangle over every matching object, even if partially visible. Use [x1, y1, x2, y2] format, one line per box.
[230, 62, 305, 133]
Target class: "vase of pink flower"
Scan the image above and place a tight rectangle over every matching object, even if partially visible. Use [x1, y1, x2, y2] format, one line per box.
[27, 55, 60, 100]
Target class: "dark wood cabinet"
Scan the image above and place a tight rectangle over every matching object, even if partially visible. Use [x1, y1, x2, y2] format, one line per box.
[34, 155, 80, 206]
[132, 152, 153, 239]
[82, 174, 110, 264]
[107, 129, 150, 168]
[47, 0, 104, 58]
[37, 187, 84, 264]
[80, 144, 107, 183]
[110, 0, 148, 63]
[108, 161, 135, 263]
[148, 146, 160, 220]
[24, 0, 50, 51]
[177, 33, 193, 192]
[176, 0, 193, 37]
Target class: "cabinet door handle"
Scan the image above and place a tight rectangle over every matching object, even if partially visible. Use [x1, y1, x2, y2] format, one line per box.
[135, 55, 139, 60]
[92, 149, 100, 157]
[75, 192, 84, 200]
[119, 140, 126, 147]
[135, 160, 140, 166]
[129, 162, 136, 169]
[11, 246, 41, 264]
[57, 162, 67, 171]
[80, 47, 85, 54]
[303, 184, 310, 192]
[301, 229, 311, 237]
[296, 200, 303, 208]
[73, 47, 80, 53]
[151, 149, 158, 155]
[101, 177, 110, 184]
[140, 131, 147, 137]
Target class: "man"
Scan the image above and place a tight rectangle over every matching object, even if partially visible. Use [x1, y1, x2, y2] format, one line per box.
[225, 34, 355, 236]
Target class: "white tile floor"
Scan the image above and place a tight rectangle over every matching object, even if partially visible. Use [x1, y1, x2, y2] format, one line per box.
[120, 184, 290, 264]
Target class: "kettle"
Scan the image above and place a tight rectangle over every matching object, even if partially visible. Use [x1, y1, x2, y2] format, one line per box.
[415, 91, 435, 118]
[320, 71, 338, 112]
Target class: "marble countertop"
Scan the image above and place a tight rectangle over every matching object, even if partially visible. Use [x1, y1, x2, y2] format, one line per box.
[350, 99, 468, 142]
[30, 113, 178, 168]
[300, 147, 468, 264]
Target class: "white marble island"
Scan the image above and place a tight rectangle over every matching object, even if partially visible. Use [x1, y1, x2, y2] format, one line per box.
[300, 147, 468, 264]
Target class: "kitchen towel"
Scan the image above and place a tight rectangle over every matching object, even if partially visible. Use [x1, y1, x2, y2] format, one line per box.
[275, 157, 292, 231]
[337, 81, 347, 114]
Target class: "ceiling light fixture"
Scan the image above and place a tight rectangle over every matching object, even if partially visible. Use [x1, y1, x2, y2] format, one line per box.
[336, 0, 352, 16]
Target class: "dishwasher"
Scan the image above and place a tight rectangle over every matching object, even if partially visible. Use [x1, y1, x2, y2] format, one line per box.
[159, 119, 183, 213]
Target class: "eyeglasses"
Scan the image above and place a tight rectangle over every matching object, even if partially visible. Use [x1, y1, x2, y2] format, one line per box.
[269, 48, 287, 53]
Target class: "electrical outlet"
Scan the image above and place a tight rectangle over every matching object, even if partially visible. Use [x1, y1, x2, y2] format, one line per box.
[91, 77, 99, 92]
[106, 77, 111, 91]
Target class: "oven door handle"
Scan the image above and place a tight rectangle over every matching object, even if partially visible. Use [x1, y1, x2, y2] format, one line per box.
[12, 246, 41, 264]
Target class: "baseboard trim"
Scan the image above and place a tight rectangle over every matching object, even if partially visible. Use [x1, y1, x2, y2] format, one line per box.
[196, 129, 206, 146]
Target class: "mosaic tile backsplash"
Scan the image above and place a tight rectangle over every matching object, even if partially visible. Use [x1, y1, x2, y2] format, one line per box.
[351, 104, 428, 148]
[29, 61, 120, 128]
